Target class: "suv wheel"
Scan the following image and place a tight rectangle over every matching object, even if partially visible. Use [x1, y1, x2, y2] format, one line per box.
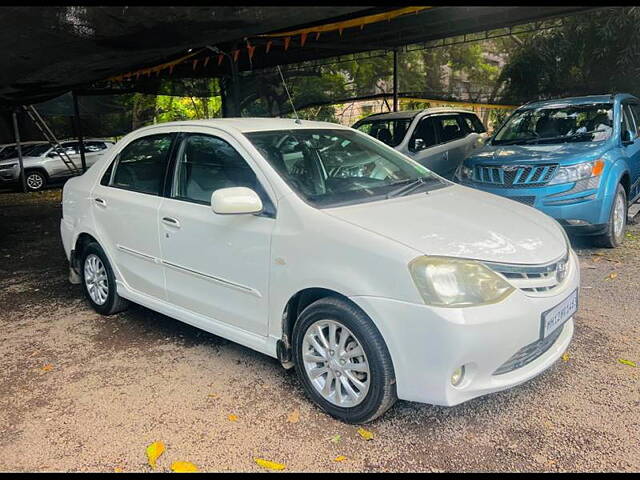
[593, 183, 627, 248]
[24, 170, 47, 192]
[80, 242, 129, 315]
[292, 297, 397, 424]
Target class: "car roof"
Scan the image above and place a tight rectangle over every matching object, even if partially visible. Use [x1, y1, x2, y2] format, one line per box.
[521, 94, 639, 109]
[134, 117, 348, 135]
[354, 107, 477, 123]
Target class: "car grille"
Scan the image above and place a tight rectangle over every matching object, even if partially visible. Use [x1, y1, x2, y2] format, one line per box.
[493, 324, 565, 375]
[472, 163, 558, 188]
[485, 252, 571, 295]
[510, 196, 536, 207]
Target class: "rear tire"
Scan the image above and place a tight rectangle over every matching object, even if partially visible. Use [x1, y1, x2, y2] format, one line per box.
[593, 183, 627, 248]
[292, 297, 397, 424]
[80, 242, 129, 315]
[24, 169, 47, 192]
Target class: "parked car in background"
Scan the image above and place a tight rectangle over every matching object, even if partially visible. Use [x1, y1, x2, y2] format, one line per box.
[61, 118, 577, 423]
[0, 138, 114, 191]
[352, 108, 488, 178]
[455, 94, 640, 248]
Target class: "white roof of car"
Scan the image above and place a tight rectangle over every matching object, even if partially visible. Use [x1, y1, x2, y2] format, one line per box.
[137, 117, 349, 134]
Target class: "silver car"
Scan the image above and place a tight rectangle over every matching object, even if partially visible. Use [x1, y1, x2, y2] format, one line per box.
[352, 108, 488, 179]
[0, 138, 114, 191]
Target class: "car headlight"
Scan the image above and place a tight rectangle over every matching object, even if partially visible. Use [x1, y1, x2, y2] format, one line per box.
[408, 256, 515, 308]
[0, 163, 17, 170]
[456, 164, 473, 181]
[548, 159, 604, 185]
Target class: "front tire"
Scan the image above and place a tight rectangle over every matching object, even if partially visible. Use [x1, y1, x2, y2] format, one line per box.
[593, 183, 627, 248]
[80, 242, 129, 315]
[292, 297, 397, 424]
[24, 169, 47, 192]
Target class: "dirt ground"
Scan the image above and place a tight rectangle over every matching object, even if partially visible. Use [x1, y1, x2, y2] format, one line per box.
[0, 187, 638, 473]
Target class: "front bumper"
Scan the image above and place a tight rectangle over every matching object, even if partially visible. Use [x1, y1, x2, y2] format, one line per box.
[351, 250, 579, 406]
[457, 177, 609, 227]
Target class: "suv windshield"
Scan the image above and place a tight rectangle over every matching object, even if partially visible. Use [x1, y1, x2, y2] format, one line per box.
[352, 118, 412, 147]
[493, 102, 614, 145]
[245, 129, 446, 208]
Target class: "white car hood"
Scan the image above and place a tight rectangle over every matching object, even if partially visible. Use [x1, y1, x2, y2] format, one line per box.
[323, 184, 567, 265]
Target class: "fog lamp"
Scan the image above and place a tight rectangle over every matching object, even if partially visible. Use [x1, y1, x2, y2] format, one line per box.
[451, 366, 466, 386]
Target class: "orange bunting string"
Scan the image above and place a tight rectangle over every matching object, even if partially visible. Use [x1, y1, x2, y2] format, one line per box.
[338, 27, 343, 36]
[218, 54, 224, 66]
[192, 59, 198, 70]
[232, 50, 240, 62]
[283, 37, 290, 51]
[266, 40, 272, 54]
[168, 65, 174, 75]
[300, 32, 307, 47]
[247, 45, 256, 60]
[315, 31, 321, 40]
[204, 56, 210, 68]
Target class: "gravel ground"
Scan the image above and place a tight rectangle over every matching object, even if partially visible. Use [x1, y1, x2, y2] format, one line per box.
[0, 188, 638, 473]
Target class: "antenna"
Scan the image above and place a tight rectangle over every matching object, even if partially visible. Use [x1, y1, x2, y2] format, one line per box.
[277, 65, 301, 124]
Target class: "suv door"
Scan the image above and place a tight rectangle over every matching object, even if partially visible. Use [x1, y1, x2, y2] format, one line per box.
[158, 130, 275, 336]
[44, 141, 80, 178]
[625, 102, 640, 200]
[84, 141, 111, 168]
[91, 133, 176, 300]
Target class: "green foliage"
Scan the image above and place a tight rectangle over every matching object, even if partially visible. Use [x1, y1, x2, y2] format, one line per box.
[499, 7, 640, 103]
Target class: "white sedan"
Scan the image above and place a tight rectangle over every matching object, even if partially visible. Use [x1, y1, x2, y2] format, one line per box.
[60, 118, 579, 423]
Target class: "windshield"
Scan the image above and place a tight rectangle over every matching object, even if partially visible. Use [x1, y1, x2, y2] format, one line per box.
[352, 118, 412, 147]
[492, 103, 614, 145]
[25, 143, 52, 157]
[245, 129, 445, 208]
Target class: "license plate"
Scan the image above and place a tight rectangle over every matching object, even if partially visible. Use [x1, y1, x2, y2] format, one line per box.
[540, 289, 578, 339]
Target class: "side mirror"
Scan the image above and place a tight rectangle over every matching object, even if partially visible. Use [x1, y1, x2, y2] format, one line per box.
[47, 151, 59, 158]
[413, 138, 425, 151]
[622, 129, 634, 145]
[211, 187, 263, 215]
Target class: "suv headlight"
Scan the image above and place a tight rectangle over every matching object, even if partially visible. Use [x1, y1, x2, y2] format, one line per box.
[0, 163, 17, 170]
[456, 164, 473, 181]
[409, 256, 515, 307]
[548, 159, 604, 185]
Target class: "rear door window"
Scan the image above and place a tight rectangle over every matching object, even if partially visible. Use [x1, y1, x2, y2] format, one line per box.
[409, 116, 437, 151]
[110, 133, 174, 195]
[461, 113, 487, 134]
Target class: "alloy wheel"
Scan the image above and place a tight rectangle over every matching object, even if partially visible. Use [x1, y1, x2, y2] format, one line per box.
[84, 254, 109, 305]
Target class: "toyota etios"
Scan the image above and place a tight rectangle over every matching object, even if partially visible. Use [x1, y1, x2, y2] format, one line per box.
[61, 118, 579, 423]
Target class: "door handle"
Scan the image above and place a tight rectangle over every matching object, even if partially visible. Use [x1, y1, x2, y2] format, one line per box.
[162, 216, 181, 228]
[94, 197, 107, 207]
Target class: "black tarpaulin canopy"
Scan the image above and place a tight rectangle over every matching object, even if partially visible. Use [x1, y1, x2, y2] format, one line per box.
[0, 6, 595, 106]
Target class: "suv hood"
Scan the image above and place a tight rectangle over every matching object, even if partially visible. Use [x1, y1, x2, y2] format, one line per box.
[466, 141, 609, 165]
[324, 185, 567, 265]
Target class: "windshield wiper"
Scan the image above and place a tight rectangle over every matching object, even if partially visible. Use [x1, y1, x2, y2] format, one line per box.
[385, 176, 436, 199]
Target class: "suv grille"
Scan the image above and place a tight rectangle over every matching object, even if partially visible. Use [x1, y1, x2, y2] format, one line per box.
[485, 253, 570, 295]
[493, 324, 565, 375]
[472, 163, 558, 188]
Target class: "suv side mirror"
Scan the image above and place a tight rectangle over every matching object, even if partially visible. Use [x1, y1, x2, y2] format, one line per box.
[211, 187, 263, 215]
[47, 151, 59, 158]
[622, 129, 634, 145]
[413, 138, 425, 151]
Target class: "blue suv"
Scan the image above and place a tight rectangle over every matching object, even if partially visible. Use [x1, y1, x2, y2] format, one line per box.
[455, 94, 640, 247]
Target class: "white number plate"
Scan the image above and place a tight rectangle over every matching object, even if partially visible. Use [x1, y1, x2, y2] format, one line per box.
[541, 289, 578, 339]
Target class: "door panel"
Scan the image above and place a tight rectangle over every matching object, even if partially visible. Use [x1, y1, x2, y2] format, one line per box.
[90, 133, 175, 300]
[158, 132, 274, 336]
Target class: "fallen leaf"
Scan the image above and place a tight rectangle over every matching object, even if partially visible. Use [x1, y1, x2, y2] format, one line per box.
[146, 441, 165, 469]
[287, 409, 300, 423]
[254, 458, 286, 471]
[41, 364, 53, 372]
[171, 461, 199, 472]
[329, 434, 342, 444]
[227, 414, 238, 422]
[207, 393, 219, 399]
[357, 427, 374, 441]
[334, 455, 347, 462]
[606, 272, 618, 280]
[618, 358, 637, 367]
[114, 467, 123, 473]
[562, 352, 570, 362]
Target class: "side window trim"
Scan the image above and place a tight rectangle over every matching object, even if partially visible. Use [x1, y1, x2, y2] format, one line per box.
[165, 132, 277, 219]
[103, 132, 178, 196]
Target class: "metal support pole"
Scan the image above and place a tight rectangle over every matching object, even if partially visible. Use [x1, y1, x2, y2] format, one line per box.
[72, 91, 87, 173]
[393, 49, 399, 112]
[12, 109, 27, 193]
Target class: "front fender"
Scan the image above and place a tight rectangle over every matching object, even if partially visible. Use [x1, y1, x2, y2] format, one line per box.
[598, 157, 630, 224]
